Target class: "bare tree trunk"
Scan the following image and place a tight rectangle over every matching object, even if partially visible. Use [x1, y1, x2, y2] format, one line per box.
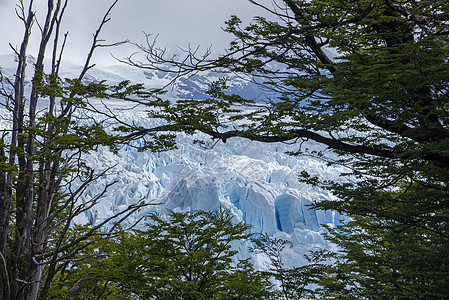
[0, 143, 11, 300]
[8, 2, 35, 298]
[0, 1, 141, 298]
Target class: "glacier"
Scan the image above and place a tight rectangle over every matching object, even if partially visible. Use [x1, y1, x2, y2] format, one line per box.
[0, 53, 345, 269]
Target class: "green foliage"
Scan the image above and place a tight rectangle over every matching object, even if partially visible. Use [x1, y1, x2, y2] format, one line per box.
[108, 209, 273, 299]
[138, 0, 449, 298]
[318, 217, 449, 299]
[56, 210, 274, 299]
[43, 225, 128, 300]
[33, 74, 169, 152]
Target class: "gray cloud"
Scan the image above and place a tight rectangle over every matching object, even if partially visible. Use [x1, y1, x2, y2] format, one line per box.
[1, 0, 265, 65]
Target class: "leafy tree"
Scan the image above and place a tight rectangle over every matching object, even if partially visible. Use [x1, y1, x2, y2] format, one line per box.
[93, 209, 274, 300]
[123, 0, 449, 298]
[0, 1, 157, 299]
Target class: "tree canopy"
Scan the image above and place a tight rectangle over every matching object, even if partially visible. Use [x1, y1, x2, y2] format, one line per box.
[123, 0, 449, 298]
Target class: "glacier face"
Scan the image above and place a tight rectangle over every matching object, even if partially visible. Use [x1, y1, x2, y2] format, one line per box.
[76, 106, 345, 268]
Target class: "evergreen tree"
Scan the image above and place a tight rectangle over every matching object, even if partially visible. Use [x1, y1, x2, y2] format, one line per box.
[94, 209, 273, 300]
[125, 1, 449, 298]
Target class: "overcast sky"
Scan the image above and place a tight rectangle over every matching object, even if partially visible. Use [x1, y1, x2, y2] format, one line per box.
[0, 0, 268, 66]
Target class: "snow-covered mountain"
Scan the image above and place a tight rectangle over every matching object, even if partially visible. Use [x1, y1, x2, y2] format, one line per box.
[0, 53, 269, 100]
[0, 53, 344, 269]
